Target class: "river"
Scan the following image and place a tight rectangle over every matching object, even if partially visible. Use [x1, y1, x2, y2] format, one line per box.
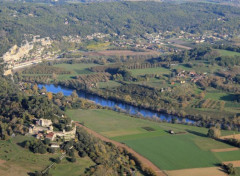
[38, 84, 195, 123]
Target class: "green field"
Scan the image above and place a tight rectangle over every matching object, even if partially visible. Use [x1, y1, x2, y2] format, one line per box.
[67, 109, 240, 170]
[0, 135, 94, 176]
[53, 63, 99, 80]
[54, 63, 98, 74]
[130, 67, 170, 76]
[50, 156, 94, 176]
[97, 80, 122, 89]
[217, 49, 240, 57]
[0, 136, 56, 175]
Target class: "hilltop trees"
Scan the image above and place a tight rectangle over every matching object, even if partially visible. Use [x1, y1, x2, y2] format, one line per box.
[207, 127, 221, 139]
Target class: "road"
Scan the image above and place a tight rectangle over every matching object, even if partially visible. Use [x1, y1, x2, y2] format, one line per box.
[75, 122, 166, 176]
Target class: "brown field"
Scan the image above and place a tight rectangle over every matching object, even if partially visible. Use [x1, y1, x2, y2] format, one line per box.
[165, 167, 227, 176]
[0, 161, 31, 176]
[82, 50, 160, 56]
[223, 160, 240, 167]
[220, 134, 240, 140]
[171, 44, 192, 50]
[211, 148, 239, 152]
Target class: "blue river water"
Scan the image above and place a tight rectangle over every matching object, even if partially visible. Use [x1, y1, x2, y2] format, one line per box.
[38, 84, 195, 123]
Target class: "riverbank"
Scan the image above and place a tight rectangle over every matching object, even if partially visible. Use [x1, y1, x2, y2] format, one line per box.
[38, 84, 195, 123]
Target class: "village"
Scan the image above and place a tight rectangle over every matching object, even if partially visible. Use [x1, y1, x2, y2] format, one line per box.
[1, 29, 234, 76]
[28, 118, 76, 148]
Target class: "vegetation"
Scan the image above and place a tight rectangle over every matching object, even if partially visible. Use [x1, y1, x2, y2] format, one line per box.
[67, 108, 240, 170]
[1, 1, 240, 56]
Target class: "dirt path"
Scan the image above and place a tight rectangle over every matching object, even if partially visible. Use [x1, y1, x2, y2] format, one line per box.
[75, 122, 166, 176]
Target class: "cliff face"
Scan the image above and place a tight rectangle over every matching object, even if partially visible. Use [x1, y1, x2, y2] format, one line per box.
[3, 42, 34, 62]
[3, 37, 52, 63]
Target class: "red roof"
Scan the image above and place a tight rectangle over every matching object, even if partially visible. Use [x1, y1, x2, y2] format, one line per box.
[46, 132, 55, 138]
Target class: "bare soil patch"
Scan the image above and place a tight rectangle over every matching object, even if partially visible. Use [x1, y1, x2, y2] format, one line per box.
[165, 167, 227, 176]
[75, 122, 166, 176]
[220, 134, 240, 140]
[0, 159, 6, 165]
[211, 148, 239, 152]
[223, 160, 240, 167]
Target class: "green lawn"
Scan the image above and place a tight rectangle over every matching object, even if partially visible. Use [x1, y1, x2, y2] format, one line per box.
[67, 109, 240, 170]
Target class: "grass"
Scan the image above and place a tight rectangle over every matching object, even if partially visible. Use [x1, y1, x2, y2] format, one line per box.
[86, 42, 110, 51]
[50, 157, 94, 176]
[231, 167, 240, 176]
[54, 63, 98, 74]
[67, 109, 240, 170]
[97, 81, 122, 89]
[0, 135, 94, 176]
[53, 63, 98, 80]
[0, 135, 57, 175]
[130, 67, 170, 76]
[216, 49, 240, 57]
[214, 150, 240, 162]
[205, 88, 236, 101]
[122, 134, 220, 170]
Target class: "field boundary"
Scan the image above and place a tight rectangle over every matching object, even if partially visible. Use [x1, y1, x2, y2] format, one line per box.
[211, 148, 239, 152]
[223, 160, 240, 167]
[165, 167, 227, 176]
[74, 122, 166, 176]
[220, 134, 240, 140]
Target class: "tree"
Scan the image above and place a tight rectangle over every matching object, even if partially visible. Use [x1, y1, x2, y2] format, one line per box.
[44, 138, 51, 145]
[71, 90, 78, 99]
[48, 147, 55, 154]
[223, 163, 236, 175]
[207, 127, 221, 139]
[55, 157, 61, 164]
[47, 92, 53, 100]
[69, 157, 76, 163]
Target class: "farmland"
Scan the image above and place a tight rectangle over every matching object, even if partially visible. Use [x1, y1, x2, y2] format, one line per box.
[217, 49, 240, 57]
[67, 109, 240, 171]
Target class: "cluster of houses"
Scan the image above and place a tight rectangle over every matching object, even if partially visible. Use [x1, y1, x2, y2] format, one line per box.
[172, 70, 207, 84]
[29, 118, 76, 147]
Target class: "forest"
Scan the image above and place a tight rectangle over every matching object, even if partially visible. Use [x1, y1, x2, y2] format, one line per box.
[1, 1, 240, 55]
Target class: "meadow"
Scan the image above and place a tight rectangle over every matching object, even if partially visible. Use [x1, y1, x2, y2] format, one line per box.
[0, 135, 93, 176]
[67, 109, 240, 171]
[216, 49, 240, 57]
[130, 67, 170, 76]
[53, 63, 98, 80]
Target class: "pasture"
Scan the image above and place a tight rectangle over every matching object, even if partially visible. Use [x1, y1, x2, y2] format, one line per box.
[54, 63, 97, 75]
[0, 135, 56, 176]
[49, 157, 94, 176]
[130, 67, 170, 76]
[67, 109, 240, 170]
[0, 135, 93, 176]
[53, 63, 98, 80]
